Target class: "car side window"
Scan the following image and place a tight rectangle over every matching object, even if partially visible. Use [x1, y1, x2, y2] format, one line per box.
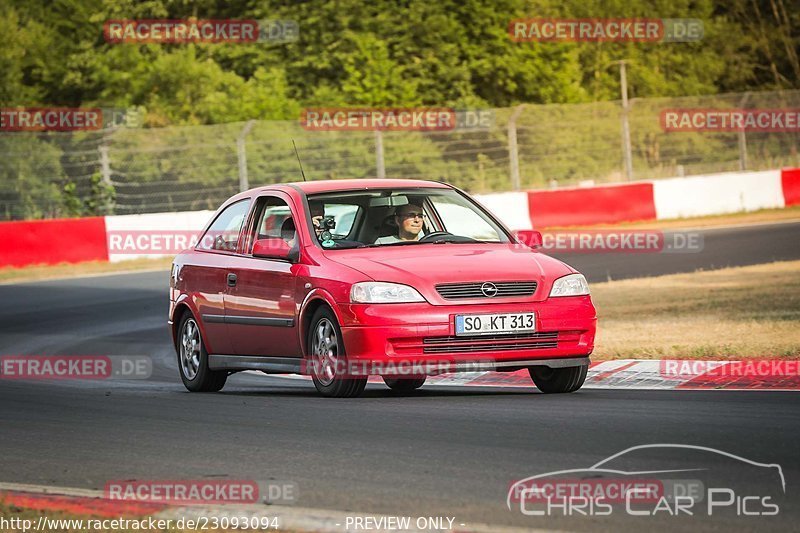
[251, 196, 295, 248]
[197, 199, 251, 252]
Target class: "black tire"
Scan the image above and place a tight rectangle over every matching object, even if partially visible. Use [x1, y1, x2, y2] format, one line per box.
[383, 376, 426, 393]
[176, 311, 227, 392]
[529, 364, 587, 393]
[307, 306, 367, 398]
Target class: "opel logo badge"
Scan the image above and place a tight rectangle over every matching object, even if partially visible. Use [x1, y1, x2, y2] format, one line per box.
[480, 282, 498, 297]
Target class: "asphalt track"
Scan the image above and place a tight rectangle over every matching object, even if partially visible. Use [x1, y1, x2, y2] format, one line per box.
[550, 220, 800, 282]
[1, 221, 799, 531]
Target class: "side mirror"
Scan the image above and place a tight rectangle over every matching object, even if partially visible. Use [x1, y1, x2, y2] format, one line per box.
[514, 230, 543, 249]
[252, 238, 293, 260]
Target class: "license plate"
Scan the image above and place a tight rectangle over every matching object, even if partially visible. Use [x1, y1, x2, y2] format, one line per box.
[455, 312, 536, 336]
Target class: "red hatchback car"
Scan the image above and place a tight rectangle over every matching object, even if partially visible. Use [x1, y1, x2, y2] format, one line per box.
[169, 179, 596, 397]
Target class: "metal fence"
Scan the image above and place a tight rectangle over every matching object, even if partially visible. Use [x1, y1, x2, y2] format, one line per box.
[1, 89, 799, 220]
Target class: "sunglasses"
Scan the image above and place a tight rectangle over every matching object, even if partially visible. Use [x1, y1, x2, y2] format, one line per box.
[399, 212, 426, 220]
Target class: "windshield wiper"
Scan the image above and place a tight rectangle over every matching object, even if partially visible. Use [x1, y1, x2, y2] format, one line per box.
[336, 238, 497, 249]
[429, 237, 486, 244]
[361, 241, 424, 248]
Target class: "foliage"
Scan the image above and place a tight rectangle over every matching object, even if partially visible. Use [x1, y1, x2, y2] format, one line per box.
[1, 0, 798, 219]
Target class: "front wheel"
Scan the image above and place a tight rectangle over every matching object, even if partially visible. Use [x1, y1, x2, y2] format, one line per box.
[177, 312, 227, 392]
[308, 307, 367, 398]
[529, 365, 587, 393]
[383, 376, 426, 393]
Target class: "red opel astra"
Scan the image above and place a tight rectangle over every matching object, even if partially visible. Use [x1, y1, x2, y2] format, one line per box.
[169, 179, 596, 397]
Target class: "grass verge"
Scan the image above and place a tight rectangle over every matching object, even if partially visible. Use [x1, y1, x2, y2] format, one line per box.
[0, 502, 289, 533]
[0, 258, 174, 284]
[592, 260, 800, 359]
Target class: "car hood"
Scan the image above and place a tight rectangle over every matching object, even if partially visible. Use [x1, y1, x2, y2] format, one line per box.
[325, 243, 575, 303]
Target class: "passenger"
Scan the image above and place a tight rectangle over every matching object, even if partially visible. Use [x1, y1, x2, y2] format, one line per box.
[375, 203, 425, 244]
[309, 201, 325, 238]
[280, 217, 297, 247]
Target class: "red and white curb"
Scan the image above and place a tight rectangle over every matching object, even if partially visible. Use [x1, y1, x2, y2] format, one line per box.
[0, 482, 542, 533]
[261, 359, 800, 391]
[428, 359, 800, 390]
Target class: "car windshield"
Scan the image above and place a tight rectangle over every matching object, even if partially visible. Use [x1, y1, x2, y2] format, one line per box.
[306, 188, 511, 249]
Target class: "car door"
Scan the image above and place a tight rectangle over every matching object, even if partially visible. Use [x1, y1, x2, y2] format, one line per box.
[223, 193, 302, 357]
[188, 197, 252, 355]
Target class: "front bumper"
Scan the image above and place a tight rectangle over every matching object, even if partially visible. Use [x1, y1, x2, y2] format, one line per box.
[336, 296, 596, 370]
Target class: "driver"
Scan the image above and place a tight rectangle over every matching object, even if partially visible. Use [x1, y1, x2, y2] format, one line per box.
[375, 203, 425, 244]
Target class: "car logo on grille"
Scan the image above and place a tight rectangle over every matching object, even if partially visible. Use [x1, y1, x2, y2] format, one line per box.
[480, 282, 498, 297]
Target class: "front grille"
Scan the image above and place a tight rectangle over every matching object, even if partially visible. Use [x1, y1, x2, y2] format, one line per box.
[424, 332, 558, 344]
[422, 331, 558, 354]
[436, 281, 538, 300]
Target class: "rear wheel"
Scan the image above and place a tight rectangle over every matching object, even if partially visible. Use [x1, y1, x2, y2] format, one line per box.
[177, 312, 227, 392]
[529, 365, 587, 393]
[383, 376, 426, 393]
[308, 307, 367, 398]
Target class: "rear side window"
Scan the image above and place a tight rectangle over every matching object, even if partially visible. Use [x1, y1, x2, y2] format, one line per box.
[198, 199, 251, 252]
[254, 198, 293, 240]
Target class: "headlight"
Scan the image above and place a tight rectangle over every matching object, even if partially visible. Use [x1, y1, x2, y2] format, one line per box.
[350, 282, 425, 303]
[549, 273, 590, 297]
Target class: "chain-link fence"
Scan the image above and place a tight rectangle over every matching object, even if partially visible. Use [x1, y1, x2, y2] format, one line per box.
[2, 90, 799, 220]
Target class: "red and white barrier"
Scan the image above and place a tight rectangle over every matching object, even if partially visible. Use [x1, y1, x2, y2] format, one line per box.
[781, 167, 800, 206]
[1, 168, 798, 268]
[0, 217, 108, 268]
[528, 182, 656, 227]
[653, 170, 784, 219]
[474, 192, 533, 230]
[484, 168, 795, 230]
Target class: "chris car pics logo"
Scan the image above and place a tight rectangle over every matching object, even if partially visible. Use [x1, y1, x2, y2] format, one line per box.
[508, 444, 784, 518]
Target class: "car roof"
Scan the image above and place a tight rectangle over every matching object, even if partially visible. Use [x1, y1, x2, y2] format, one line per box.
[253, 178, 451, 195]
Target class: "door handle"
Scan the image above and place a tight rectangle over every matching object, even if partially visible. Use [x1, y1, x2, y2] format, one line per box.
[227, 273, 237, 287]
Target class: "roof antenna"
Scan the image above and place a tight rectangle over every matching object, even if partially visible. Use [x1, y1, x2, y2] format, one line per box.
[292, 139, 308, 182]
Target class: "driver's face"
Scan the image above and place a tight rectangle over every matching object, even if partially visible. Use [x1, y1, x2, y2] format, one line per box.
[396, 206, 424, 235]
